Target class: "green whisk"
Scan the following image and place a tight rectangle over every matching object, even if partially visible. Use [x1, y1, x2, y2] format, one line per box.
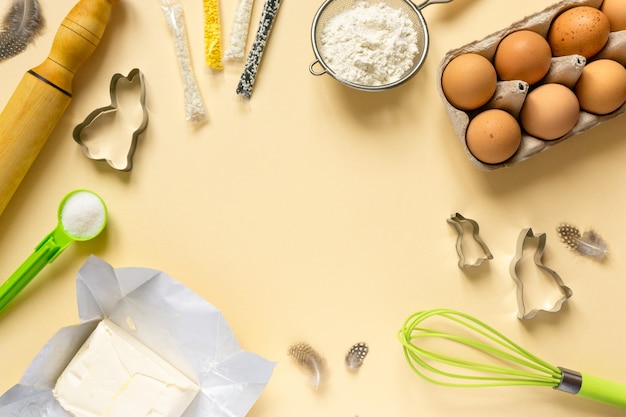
[398, 308, 626, 409]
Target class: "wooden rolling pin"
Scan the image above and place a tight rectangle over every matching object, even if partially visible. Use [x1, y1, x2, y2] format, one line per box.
[0, 0, 118, 217]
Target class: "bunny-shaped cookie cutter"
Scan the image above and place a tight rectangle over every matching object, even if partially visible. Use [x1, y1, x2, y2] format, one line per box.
[73, 68, 148, 171]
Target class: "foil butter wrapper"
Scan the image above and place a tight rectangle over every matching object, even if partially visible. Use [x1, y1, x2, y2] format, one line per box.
[0, 255, 275, 417]
[437, 0, 626, 171]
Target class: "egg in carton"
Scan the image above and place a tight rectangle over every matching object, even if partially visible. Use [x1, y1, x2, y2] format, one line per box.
[437, 0, 626, 171]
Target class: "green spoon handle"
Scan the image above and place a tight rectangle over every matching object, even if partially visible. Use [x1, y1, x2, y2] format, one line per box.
[578, 373, 626, 409]
[0, 228, 73, 313]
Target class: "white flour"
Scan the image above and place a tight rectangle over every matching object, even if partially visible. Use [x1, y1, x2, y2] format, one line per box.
[319, 1, 419, 86]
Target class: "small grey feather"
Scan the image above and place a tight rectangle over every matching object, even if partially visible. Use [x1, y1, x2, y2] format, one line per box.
[287, 342, 325, 389]
[557, 223, 609, 260]
[0, 0, 45, 61]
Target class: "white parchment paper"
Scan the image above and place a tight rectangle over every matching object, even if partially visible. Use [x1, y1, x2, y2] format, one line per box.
[0, 255, 275, 417]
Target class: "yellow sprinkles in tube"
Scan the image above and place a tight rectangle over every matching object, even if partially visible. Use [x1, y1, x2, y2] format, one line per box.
[203, 0, 223, 70]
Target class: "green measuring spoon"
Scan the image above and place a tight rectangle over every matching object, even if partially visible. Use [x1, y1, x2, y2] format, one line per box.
[0, 189, 108, 313]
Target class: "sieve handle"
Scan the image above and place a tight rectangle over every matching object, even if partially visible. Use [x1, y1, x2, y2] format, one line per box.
[309, 60, 327, 76]
[415, 0, 453, 10]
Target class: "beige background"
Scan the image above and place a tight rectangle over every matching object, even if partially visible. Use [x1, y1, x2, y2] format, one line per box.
[1, 0, 626, 416]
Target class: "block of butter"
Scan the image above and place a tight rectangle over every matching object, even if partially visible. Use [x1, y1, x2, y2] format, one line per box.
[53, 318, 199, 417]
[1, 256, 275, 417]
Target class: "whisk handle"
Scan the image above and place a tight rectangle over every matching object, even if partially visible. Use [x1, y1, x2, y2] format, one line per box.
[577, 373, 626, 409]
[559, 368, 626, 409]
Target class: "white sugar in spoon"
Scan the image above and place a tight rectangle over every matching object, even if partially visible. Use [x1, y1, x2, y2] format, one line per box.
[0, 190, 107, 314]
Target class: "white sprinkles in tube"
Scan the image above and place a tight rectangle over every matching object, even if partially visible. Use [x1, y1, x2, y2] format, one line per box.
[223, 0, 255, 61]
[160, 0, 208, 124]
[236, 0, 282, 99]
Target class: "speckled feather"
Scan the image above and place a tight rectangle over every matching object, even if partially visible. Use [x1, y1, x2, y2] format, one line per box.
[287, 342, 325, 389]
[345, 342, 368, 369]
[0, 0, 44, 61]
[557, 223, 609, 260]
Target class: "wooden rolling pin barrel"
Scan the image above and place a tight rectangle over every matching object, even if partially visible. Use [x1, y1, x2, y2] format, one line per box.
[0, 0, 118, 217]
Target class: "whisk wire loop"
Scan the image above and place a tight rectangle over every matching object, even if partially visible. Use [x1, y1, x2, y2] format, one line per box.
[411, 333, 554, 376]
[405, 309, 560, 371]
[402, 336, 558, 387]
[410, 326, 558, 376]
[398, 309, 562, 388]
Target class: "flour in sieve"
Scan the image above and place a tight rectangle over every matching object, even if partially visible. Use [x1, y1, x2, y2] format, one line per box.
[319, 1, 419, 86]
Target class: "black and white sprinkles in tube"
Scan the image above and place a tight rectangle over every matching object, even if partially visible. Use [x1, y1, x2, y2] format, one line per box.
[235, 0, 282, 99]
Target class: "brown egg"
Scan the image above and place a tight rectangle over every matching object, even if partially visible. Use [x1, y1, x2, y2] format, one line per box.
[575, 59, 626, 115]
[494, 30, 552, 85]
[520, 83, 580, 140]
[601, 0, 626, 31]
[441, 53, 497, 111]
[548, 6, 610, 58]
[466, 109, 521, 164]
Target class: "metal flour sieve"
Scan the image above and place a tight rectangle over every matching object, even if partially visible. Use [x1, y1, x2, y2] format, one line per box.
[310, 0, 452, 91]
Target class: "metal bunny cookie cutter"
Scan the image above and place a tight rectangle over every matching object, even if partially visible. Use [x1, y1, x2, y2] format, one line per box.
[509, 228, 573, 320]
[73, 68, 148, 171]
[447, 213, 493, 269]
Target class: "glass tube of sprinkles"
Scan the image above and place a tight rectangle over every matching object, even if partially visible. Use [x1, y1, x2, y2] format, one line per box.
[223, 0, 255, 62]
[235, 0, 282, 99]
[203, 0, 223, 70]
[160, 0, 208, 124]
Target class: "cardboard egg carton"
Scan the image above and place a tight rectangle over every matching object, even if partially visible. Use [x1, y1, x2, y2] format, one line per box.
[437, 0, 626, 170]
